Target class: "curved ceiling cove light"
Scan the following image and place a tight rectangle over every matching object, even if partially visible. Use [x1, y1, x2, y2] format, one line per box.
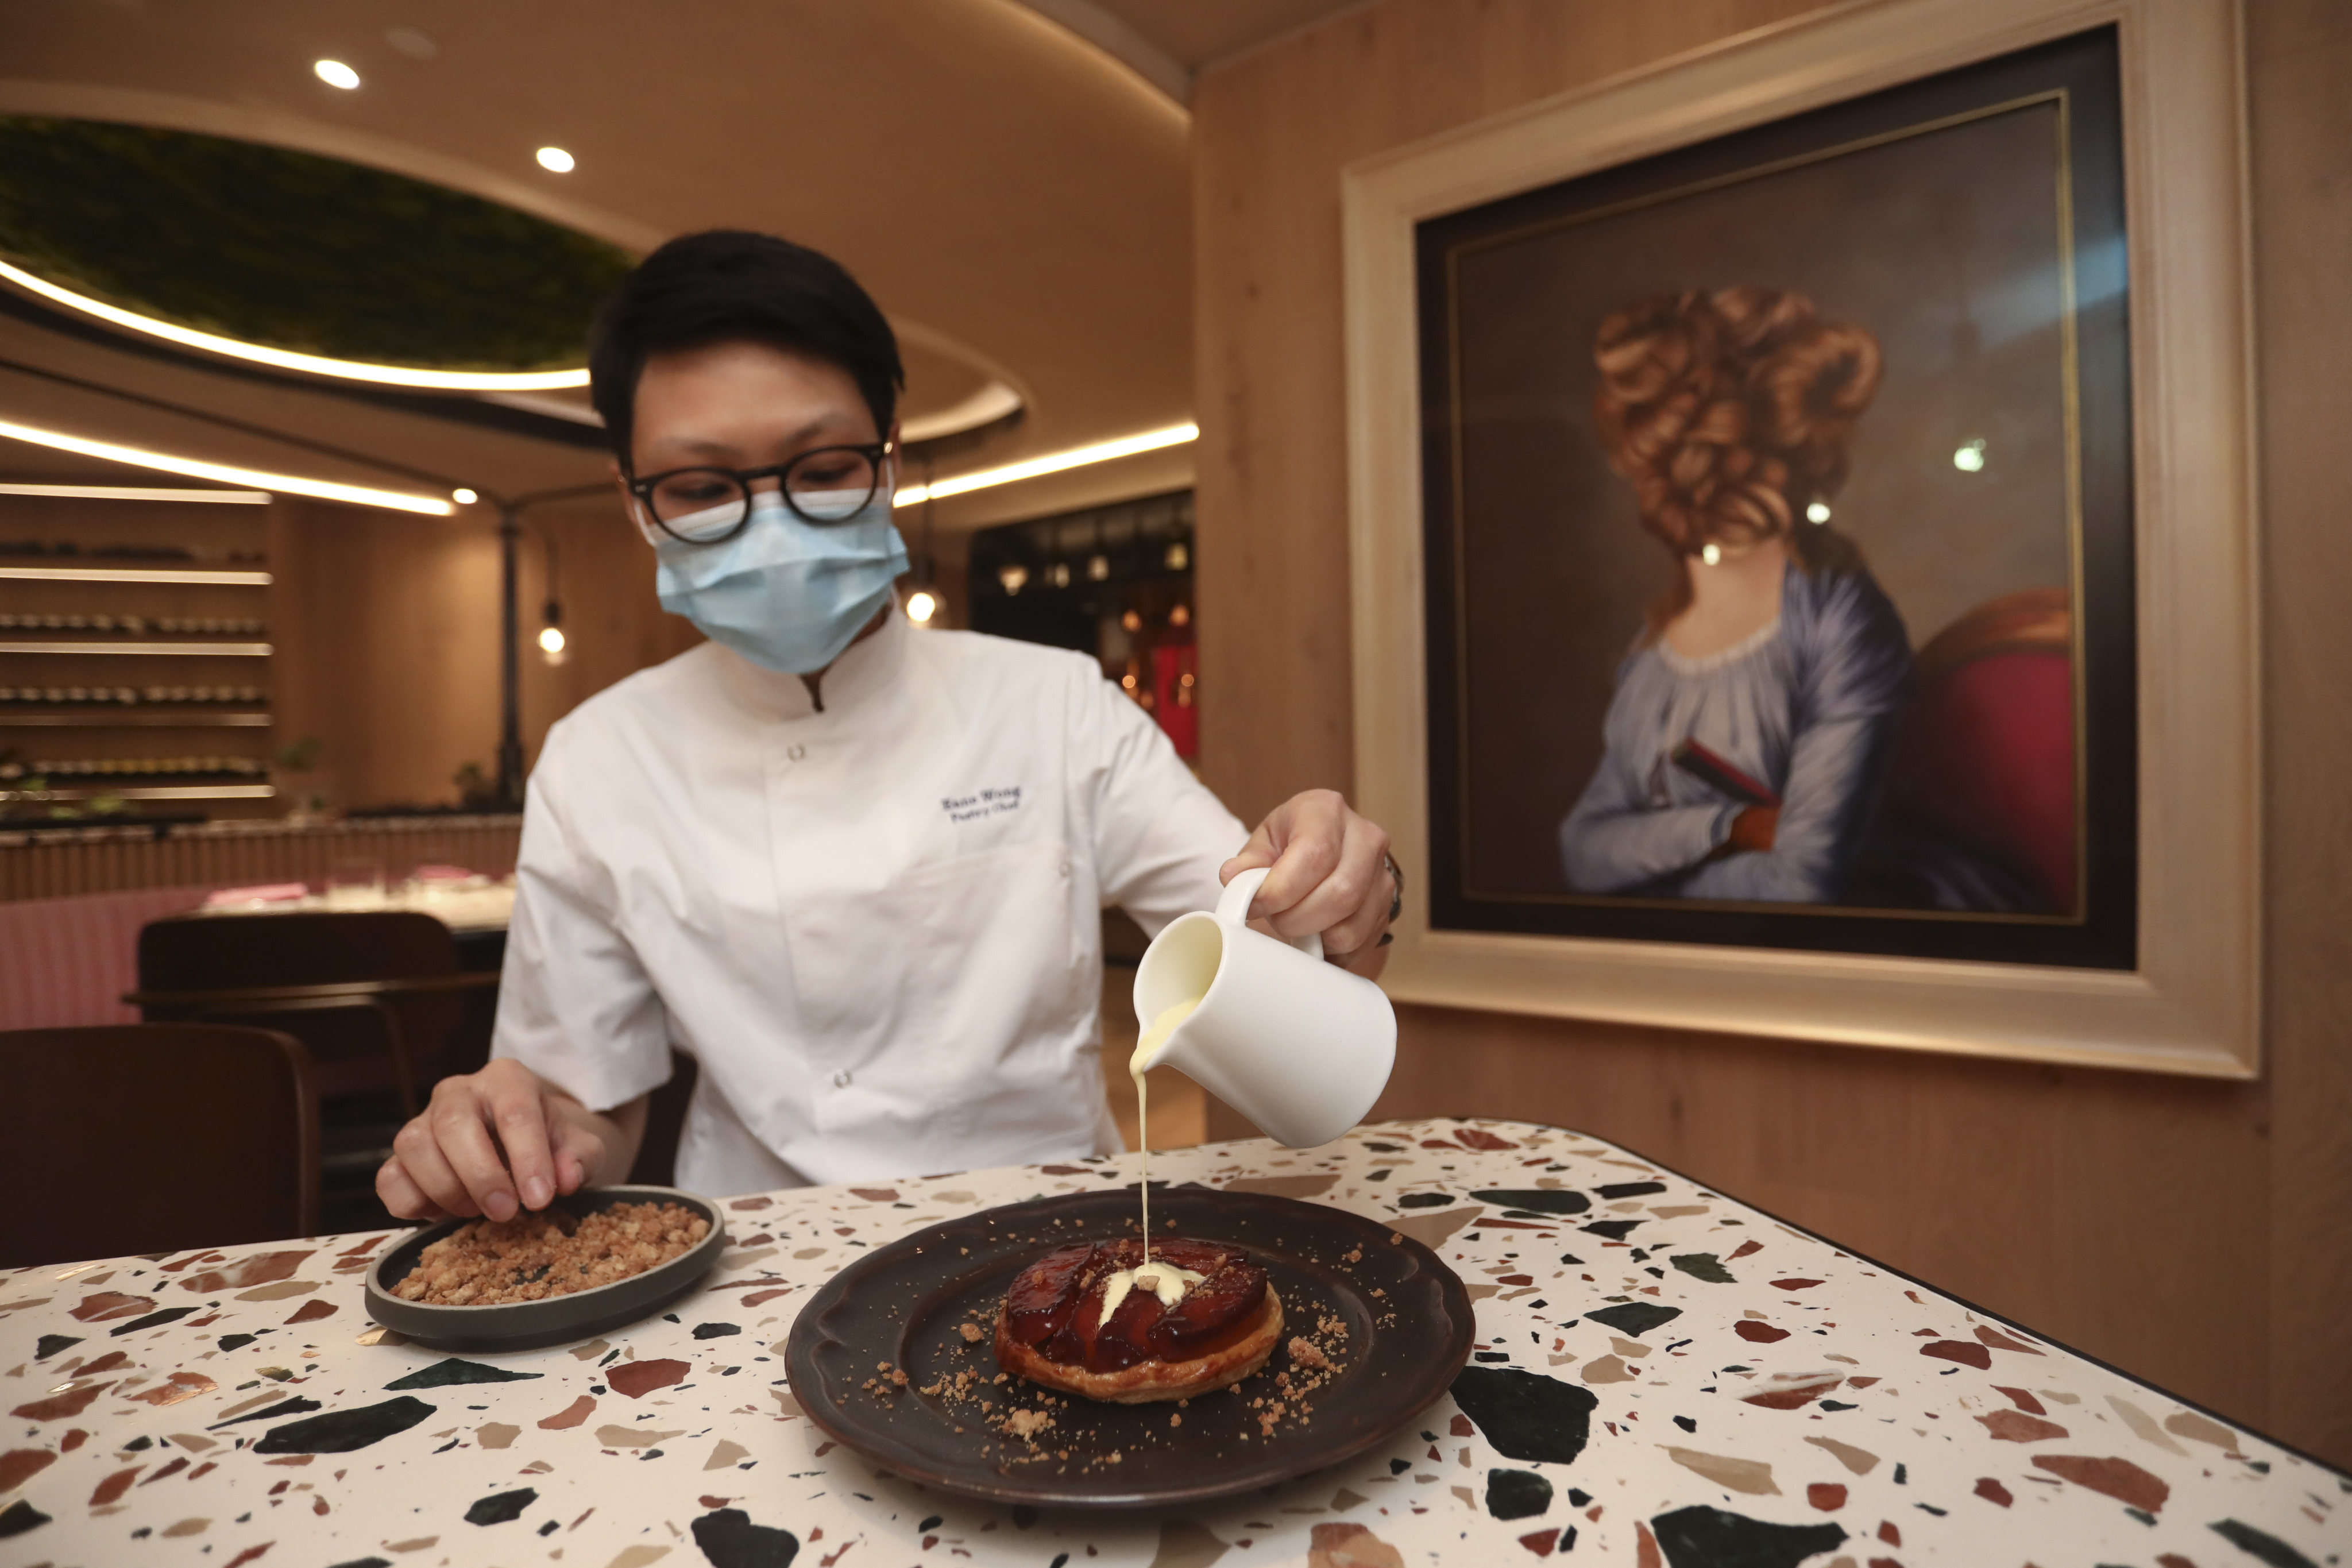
[0, 414, 454, 515]
[0, 482, 268, 503]
[900, 379, 1024, 445]
[893, 422, 1196, 507]
[0, 257, 590, 391]
[0, 118, 630, 389]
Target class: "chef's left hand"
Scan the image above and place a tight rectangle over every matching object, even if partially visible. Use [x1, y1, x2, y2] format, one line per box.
[1222, 789, 1396, 976]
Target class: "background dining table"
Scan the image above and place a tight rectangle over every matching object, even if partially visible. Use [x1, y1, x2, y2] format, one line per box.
[1, 1117, 2343, 1566]
[192, 875, 517, 971]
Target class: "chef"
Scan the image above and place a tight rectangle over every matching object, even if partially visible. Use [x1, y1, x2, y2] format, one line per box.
[377, 230, 1399, 1223]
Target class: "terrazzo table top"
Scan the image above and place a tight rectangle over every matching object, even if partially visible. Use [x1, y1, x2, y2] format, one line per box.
[3, 1118, 2345, 1567]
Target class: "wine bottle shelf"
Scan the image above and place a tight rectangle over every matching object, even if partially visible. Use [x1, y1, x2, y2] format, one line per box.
[0, 543, 262, 565]
[2, 686, 267, 706]
[6, 759, 269, 783]
[2, 512, 278, 819]
[0, 615, 268, 635]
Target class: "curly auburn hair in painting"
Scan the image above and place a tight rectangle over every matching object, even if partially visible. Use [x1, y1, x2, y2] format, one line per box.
[1591, 286, 1882, 629]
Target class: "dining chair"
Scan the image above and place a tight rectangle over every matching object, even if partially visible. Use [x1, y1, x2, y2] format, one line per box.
[129, 911, 499, 1117]
[629, 1049, 701, 1187]
[0, 1024, 318, 1269]
[128, 911, 501, 1233]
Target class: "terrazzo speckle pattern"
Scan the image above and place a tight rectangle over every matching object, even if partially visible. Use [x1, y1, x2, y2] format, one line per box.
[2, 1118, 2344, 1566]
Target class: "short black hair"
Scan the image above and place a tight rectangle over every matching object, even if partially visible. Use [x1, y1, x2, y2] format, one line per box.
[587, 230, 903, 468]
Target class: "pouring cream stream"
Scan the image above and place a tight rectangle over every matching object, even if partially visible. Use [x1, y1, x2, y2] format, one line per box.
[1099, 992, 1204, 1324]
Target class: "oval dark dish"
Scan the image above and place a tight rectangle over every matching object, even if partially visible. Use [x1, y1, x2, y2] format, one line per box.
[785, 1185, 1475, 1509]
[363, 1184, 728, 1353]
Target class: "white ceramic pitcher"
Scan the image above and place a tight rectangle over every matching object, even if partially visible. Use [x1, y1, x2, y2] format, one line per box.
[1131, 865, 1397, 1148]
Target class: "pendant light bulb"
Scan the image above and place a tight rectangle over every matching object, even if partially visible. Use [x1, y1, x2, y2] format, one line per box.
[538, 597, 567, 663]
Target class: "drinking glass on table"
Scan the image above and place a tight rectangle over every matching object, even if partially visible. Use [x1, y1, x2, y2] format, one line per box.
[323, 856, 386, 909]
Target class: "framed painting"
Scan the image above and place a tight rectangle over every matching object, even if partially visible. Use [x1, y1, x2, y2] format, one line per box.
[1342, 0, 2257, 1075]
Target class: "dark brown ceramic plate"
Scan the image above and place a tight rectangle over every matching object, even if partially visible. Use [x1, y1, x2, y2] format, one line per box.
[783, 1185, 1474, 1509]
[363, 1185, 727, 1353]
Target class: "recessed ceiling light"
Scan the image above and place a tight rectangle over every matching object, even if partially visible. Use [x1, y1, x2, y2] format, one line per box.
[314, 59, 361, 90]
[536, 146, 576, 173]
[450, 487, 479, 505]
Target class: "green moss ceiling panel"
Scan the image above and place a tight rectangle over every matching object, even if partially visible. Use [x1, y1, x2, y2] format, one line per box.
[0, 118, 635, 373]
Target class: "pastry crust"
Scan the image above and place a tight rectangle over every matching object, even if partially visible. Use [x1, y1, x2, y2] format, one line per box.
[995, 1284, 1284, 1405]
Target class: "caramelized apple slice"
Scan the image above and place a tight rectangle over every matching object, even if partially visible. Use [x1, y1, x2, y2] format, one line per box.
[1092, 1237, 1238, 1275]
[1040, 1266, 1111, 1366]
[1003, 1243, 1099, 1347]
[1009, 1235, 1268, 1370]
[1146, 1260, 1270, 1358]
[1087, 1277, 1167, 1371]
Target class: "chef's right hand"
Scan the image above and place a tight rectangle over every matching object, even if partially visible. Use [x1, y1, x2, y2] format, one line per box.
[376, 1059, 612, 1223]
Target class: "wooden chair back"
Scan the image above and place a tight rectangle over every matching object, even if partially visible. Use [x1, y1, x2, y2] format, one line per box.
[0, 1024, 318, 1268]
[133, 912, 487, 1114]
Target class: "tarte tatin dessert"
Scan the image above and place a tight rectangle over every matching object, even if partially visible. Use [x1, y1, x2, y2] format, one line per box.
[994, 1237, 1283, 1403]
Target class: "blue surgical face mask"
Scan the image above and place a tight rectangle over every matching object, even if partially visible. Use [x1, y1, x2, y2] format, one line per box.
[647, 489, 910, 675]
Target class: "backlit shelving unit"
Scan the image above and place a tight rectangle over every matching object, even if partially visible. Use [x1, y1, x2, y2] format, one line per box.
[0, 496, 280, 817]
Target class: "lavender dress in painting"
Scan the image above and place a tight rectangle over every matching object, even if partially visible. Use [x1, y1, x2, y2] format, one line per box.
[1558, 562, 1913, 903]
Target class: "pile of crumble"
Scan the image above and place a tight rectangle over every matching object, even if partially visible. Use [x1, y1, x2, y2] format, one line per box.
[391, 1201, 709, 1305]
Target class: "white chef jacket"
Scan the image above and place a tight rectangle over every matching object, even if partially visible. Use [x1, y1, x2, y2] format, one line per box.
[489, 605, 1246, 1196]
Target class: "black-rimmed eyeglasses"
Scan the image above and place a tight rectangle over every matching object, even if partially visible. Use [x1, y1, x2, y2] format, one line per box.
[626, 443, 891, 544]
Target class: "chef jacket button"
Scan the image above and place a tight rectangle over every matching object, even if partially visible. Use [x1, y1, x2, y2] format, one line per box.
[832, 1069, 852, 1088]
[788, 743, 807, 762]
[1059, 860, 1071, 878]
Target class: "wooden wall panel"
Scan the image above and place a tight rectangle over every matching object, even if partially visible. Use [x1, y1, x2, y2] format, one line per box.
[512, 497, 705, 768]
[269, 495, 701, 812]
[1192, 0, 2352, 1466]
[269, 498, 504, 812]
[2244, 0, 2352, 1464]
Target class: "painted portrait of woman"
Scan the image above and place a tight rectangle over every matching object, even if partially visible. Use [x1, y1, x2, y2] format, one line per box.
[1421, 49, 2120, 963]
[1556, 287, 1907, 902]
[1557, 283, 2063, 913]
[1553, 279, 2058, 916]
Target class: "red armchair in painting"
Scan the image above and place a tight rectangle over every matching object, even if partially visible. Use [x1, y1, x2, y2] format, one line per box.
[1874, 588, 2077, 916]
